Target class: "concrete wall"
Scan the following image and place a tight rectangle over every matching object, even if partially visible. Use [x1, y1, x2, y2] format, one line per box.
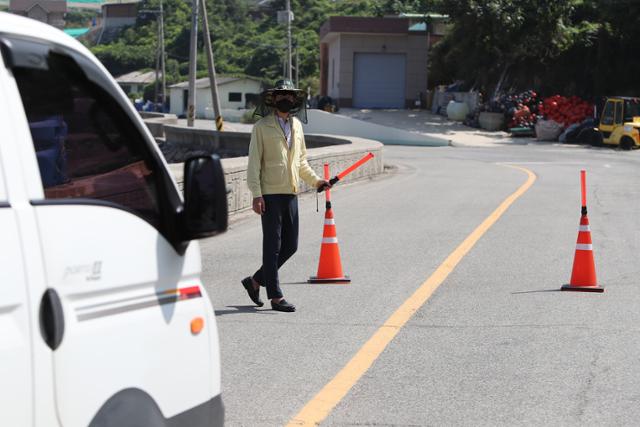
[302, 109, 449, 146]
[103, 16, 136, 28]
[141, 114, 178, 138]
[165, 132, 384, 215]
[327, 35, 341, 99]
[333, 33, 427, 108]
[406, 34, 427, 102]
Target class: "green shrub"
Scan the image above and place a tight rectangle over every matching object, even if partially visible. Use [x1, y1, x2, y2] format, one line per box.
[240, 110, 259, 124]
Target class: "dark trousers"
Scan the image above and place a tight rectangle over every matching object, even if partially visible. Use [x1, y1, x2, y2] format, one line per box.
[251, 194, 299, 299]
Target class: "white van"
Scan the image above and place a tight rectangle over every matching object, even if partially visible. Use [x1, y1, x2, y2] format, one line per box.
[0, 13, 227, 427]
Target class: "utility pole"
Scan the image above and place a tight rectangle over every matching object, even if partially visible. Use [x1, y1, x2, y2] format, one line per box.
[159, 0, 166, 110]
[286, 0, 292, 80]
[295, 46, 299, 88]
[200, 0, 223, 131]
[425, 24, 431, 93]
[141, 6, 164, 109]
[424, 14, 432, 110]
[154, 19, 160, 105]
[187, 0, 199, 127]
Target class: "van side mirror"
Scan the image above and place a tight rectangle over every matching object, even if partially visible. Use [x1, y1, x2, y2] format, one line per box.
[182, 155, 228, 240]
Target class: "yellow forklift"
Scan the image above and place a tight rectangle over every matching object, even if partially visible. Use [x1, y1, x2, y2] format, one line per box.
[580, 97, 640, 149]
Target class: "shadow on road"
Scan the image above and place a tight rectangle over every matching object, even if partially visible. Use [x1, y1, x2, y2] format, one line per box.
[511, 289, 562, 294]
[215, 305, 277, 316]
[281, 281, 350, 286]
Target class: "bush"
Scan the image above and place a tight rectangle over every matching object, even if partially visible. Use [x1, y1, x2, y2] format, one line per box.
[240, 110, 259, 124]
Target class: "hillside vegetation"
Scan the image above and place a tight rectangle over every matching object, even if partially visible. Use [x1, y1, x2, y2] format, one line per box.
[89, 0, 640, 98]
[90, 0, 424, 93]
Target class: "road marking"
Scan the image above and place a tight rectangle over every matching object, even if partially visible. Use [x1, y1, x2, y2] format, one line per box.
[286, 165, 537, 427]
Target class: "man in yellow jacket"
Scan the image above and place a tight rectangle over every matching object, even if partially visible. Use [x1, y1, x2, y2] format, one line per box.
[241, 80, 330, 312]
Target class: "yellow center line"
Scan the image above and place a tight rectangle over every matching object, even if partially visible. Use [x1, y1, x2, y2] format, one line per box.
[286, 165, 537, 427]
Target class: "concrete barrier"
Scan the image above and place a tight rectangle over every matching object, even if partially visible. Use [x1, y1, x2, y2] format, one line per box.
[164, 128, 384, 215]
[302, 109, 449, 147]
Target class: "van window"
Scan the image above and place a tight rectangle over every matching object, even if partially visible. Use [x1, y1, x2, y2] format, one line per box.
[13, 53, 162, 227]
[614, 101, 623, 125]
[624, 99, 640, 122]
[601, 101, 614, 126]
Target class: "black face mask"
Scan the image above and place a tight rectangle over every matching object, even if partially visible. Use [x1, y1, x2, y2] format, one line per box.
[275, 99, 295, 113]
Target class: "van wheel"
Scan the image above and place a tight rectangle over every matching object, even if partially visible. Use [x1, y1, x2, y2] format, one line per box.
[620, 136, 635, 150]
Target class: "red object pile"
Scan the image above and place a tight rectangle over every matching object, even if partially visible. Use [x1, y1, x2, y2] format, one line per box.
[538, 95, 594, 127]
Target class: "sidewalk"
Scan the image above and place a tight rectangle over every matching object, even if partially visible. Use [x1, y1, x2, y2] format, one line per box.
[336, 108, 533, 147]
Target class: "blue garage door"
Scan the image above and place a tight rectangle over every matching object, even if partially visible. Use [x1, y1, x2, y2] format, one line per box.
[353, 53, 406, 108]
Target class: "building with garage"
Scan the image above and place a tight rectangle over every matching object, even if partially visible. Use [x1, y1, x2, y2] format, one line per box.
[168, 76, 263, 118]
[319, 15, 447, 109]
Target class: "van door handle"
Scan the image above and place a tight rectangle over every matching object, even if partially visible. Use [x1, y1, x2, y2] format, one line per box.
[39, 288, 65, 350]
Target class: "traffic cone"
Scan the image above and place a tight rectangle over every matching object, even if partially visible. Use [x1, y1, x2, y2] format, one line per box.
[562, 170, 604, 293]
[561, 214, 603, 292]
[309, 164, 350, 284]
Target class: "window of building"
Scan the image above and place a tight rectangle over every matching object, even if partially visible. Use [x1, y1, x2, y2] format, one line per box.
[228, 92, 242, 102]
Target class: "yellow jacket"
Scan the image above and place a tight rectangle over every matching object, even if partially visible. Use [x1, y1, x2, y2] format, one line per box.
[247, 113, 321, 198]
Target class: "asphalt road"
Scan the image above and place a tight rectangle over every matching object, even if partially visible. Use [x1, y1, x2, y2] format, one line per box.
[200, 142, 640, 426]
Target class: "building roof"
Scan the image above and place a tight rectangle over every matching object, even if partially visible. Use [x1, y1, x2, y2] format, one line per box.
[10, 0, 66, 13]
[320, 17, 410, 40]
[115, 70, 160, 84]
[320, 15, 451, 41]
[102, 0, 139, 5]
[169, 76, 262, 90]
[398, 13, 448, 20]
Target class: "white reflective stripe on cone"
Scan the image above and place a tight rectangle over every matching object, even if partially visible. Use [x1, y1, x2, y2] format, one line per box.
[575, 243, 593, 251]
[322, 237, 338, 244]
[579, 225, 591, 232]
[324, 219, 335, 225]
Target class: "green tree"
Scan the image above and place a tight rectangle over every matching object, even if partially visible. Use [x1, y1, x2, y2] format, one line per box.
[431, 1, 590, 93]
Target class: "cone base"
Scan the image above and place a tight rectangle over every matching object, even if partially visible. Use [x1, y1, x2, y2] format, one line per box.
[308, 275, 351, 284]
[561, 284, 604, 293]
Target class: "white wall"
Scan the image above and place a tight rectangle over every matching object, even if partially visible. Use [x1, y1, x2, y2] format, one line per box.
[169, 87, 182, 116]
[216, 80, 262, 109]
[169, 79, 262, 117]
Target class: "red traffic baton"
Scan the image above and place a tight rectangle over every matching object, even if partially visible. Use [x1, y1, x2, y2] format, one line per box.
[317, 152, 374, 192]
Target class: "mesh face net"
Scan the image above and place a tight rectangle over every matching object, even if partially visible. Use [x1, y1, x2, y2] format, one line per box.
[253, 89, 308, 123]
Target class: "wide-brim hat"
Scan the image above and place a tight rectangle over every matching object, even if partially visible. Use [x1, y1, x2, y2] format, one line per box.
[261, 79, 307, 107]
[253, 79, 308, 123]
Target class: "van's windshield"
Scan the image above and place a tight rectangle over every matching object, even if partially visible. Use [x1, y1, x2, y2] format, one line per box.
[623, 99, 640, 122]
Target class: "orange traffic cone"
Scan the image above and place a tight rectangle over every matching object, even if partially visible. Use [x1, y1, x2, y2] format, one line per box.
[309, 164, 350, 284]
[561, 170, 603, 293]
[561, 214, 603, 292]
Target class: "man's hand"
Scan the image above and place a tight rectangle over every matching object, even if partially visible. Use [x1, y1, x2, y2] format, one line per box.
[252, 196, 265, 215]
[316, 179, 332, 193]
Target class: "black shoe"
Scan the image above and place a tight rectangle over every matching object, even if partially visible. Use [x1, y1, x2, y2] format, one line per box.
[271, 299, 296, 312]
[241, 277, 263, 307]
